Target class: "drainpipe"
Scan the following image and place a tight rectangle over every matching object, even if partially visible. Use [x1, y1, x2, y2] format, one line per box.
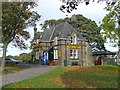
[65, 40, 67, 63]
[81, 41, 83, 66]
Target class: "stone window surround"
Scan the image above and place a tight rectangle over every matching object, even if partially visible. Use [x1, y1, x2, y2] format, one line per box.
[54, 47, 58, 60]
[70, 49, 78, 59]
[71, 34, 77, 44]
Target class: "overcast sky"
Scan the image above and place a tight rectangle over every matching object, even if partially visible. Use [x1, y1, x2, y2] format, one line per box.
[2, 0, 118, 57]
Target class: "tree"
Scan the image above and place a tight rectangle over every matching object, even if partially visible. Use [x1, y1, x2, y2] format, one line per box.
[59, 0, 119, 47]
[100, 1, 120, 46]
[42, 14, 105, 50]
[0, 1, 2, 42]
[59, 0, 117, 13]
[19, 52, 32, 63]
[1, 2, 40, 73]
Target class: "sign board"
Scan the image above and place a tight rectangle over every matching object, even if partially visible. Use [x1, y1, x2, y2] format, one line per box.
[58, 50, 61, 57]
[67, 45, 80, 49]
[34, 48, 39, 51]
[32, 43, 42, 47]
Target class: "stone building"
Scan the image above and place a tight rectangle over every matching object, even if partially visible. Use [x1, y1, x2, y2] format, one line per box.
[32, 22, 94, 66]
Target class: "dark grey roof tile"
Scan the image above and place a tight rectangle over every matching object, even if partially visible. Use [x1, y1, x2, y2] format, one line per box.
[40, 22, 86, 42]
[40, 28, 53, 42]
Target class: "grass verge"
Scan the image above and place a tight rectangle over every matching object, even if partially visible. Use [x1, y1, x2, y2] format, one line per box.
[3, 65, 119, 88]
[0, 65, 20, 76]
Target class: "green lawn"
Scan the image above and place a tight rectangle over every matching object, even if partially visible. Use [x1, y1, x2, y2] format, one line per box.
[3, 65, 119, 88]
[4, 65, 20, 73]
[0, 66, 20, 76]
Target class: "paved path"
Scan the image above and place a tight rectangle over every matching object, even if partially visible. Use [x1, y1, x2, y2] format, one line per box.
[2, 65, 56, 86]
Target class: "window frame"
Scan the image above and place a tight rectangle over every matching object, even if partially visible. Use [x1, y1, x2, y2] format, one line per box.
[70, 49, 78, 59]
[71, 34, 77, 45]
[54, 49, 58, 60]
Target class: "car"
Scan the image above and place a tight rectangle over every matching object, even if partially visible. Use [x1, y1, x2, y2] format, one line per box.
[5, 58, 19, 64]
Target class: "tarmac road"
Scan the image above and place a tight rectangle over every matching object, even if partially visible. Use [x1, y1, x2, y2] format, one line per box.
[2, 64, 56, 86]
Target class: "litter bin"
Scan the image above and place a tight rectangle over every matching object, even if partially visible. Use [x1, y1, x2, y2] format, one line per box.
[42, 59, 46, 65]
[64, 60, 67, 66]
[95, 60, 101, 65]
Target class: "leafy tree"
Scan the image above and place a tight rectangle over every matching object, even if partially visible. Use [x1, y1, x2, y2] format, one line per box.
[100, 1, 120, 46]
[59, 0, 117, 13]
[42, 14, 105, 50]
[1, 2, 40, 73]
[59, 0, 119, 46]
[6, 52, 33, 63]
[0, 2, 1, 42]
[19, 52, 32, 63]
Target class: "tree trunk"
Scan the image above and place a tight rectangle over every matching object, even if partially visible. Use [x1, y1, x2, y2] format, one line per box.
[0, 43, 8, 73]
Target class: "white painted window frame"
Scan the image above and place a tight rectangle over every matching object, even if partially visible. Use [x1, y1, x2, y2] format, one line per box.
[54, 49, 58, 59]
[70, 49, 78, 59]
[71, 34, 77, 44]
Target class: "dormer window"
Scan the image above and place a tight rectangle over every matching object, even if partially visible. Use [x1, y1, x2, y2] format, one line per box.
[71, 34, 77, 44]
[74, 34, 77, 44]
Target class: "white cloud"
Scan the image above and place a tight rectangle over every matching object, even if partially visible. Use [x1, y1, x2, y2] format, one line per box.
[33, 0, 109, 25]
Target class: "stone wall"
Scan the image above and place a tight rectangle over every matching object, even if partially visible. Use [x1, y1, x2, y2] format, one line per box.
[117, 51, 120, 65]
[103, 57, 116, 65]
[84, 42, 94, 66]
[36, 39, 94, 66]
[58, 40, 94, 66]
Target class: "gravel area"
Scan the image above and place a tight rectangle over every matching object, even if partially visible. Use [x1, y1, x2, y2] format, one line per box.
[2, 65, 56, 86]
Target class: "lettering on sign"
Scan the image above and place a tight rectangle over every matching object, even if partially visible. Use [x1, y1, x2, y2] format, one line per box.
[67, 45, 80, 49]
[34, 48, 39, 51]
[32, 43, 42, 47]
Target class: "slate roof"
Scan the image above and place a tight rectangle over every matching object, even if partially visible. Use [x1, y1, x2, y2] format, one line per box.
[40, 22, 86, 42]
[40, 27, 54, 42]
[54, 22, 74, 38]
[74, 29, 87, 41]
